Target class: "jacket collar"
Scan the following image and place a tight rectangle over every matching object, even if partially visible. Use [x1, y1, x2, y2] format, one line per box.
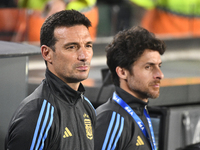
[115, 86, 148, 113]
[45, 68, 85, 104]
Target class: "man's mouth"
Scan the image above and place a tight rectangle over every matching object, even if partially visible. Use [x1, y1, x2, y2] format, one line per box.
[77, 65, 88, 71]
[150, 81, 160, 88]
[76, 62, 90, 71]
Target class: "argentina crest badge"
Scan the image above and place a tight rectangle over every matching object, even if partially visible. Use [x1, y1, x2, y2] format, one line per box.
[83, 113, 93, 140]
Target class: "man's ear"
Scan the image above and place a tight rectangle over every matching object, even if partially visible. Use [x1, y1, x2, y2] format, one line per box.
[41, 45, 53, 64]
[116, 66, 128, 80]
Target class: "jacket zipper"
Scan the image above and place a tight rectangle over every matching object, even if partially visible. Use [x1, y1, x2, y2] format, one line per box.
[145, 105, 149, 114]
[81, 93, 84, 102]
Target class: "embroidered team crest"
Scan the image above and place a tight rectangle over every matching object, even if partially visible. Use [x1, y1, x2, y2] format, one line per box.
[83, 113, 93, 140]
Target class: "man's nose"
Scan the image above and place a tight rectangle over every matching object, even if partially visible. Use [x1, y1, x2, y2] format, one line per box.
[78, 47, 88, 61]
[154, 68, 164, 80]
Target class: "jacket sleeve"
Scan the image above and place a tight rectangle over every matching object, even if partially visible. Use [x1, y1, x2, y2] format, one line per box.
[94, 111, 125, 150]
[5, 99, 54, 150]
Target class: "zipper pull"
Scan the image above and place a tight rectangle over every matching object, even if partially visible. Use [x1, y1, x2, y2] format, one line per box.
[81, 93, 84, 102]
[145, 105, 149, 114]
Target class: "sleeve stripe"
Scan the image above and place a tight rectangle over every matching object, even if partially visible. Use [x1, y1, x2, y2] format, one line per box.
[107, 114, 120, 150]
[101, 112, 124, 150]
[39, 106, 54, 150]
[30, 100, 54, 150]
[111, 117, 124, 150]
[102, 111, 116, 150]
[35, 103, 50, 149]
[30, 100, 47, 150]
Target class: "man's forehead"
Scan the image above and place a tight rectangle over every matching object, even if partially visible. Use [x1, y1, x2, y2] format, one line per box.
[54, 25, 92, 43]
[135, 49, 162, 64]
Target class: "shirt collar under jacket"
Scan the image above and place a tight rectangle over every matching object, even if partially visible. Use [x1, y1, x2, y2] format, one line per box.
[115, 86, 149, 115]
[45, 68, 85, 105]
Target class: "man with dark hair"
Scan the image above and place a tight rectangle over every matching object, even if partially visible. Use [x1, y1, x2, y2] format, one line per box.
[5, 10, 95, 150]
[94, 26, 166, 150]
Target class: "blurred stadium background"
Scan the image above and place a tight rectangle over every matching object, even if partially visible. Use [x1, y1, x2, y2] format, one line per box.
[1, 0, 200, 149]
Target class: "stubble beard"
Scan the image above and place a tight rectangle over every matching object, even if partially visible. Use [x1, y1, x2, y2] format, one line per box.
[127, 80, 160, 100]
[147, 81, 161, 99]
[147, 88, 160, 99]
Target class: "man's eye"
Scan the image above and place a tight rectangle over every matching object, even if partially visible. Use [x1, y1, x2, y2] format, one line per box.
[86, 44, 93, 48]
[68, 46, 74, 49]
[66, 45, 77, 50]
[145, 66, 150, 69]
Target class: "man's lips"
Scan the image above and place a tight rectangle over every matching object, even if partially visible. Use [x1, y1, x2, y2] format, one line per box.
[77, 65, 89, 71]
[150, 81, 160, 88]
[75, 62, 90, 71]
[153, 84, 160, 88]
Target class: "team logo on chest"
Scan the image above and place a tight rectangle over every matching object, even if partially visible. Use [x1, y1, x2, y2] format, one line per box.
[83, 113, 93, 140]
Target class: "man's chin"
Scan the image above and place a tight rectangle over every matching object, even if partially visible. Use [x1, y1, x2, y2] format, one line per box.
[67, 76, 88, 83]
[148, 91, 160, 99]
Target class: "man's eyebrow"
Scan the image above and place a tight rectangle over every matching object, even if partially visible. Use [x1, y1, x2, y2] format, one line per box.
[63, 41, 93, 47]
[146, 62, 162, 65]
[64, 42, 78, 46]
[86, 41, 93, 45]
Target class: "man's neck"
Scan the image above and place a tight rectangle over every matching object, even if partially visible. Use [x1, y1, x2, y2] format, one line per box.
[120, 83, 148, 103]
[66, 82, 80, 91]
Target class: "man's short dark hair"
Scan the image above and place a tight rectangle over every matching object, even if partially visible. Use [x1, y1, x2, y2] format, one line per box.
[106, 26, 166, 86]
[40, 9, 91, 50]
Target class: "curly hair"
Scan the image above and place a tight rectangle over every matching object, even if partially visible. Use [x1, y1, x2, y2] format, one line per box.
[106, 26, 166, 86]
